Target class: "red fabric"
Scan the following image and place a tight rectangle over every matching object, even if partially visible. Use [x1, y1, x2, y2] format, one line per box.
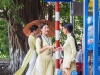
[76, 62, 83, 74]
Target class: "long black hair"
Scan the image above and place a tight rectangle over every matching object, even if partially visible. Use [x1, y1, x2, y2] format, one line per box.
[71, 32, 78, 51]
[29, 25, 38, 32]
[37, 23, 48, 47]
[63, 23, 78, 50]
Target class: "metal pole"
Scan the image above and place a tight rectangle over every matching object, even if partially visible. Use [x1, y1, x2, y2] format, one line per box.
[70, 0, 74, 25]
[70, 0, 75, 33]
[83, 0, 88, 75]
[93, 0, 98, 75]
[55, 2, 60, 75]
[70, 2, 73, 24]
[99, 12, 100, 48]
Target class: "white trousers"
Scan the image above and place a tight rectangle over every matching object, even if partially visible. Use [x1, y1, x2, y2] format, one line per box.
[26, 50, 37, 75]
[36, 57, 40, 75]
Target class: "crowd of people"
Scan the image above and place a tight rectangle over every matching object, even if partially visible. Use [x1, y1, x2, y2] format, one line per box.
[14, 22, 83, 75]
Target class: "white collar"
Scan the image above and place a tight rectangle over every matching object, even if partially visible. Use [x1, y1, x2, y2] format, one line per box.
[31, 33, 34, 36]
[67, 33, 71, 38]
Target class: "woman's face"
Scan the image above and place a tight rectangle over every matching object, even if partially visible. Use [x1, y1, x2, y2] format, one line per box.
[41, 25, 49, 35]
[63, 27, 68, 34]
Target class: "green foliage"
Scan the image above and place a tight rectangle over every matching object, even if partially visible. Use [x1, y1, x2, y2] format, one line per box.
[60, 2, 70, 24]
[9, 3, 25, 26]
[0, 0, 24, 26]
[0, 0, 12, 9]
[0, 0, 25, 59]
[0, 18, 9, 59]
[74, 16, 83, 42]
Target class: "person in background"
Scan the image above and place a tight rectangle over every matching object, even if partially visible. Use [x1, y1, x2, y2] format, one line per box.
[76, 44, 83, 63]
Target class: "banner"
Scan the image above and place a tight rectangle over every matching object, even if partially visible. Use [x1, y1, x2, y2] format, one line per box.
[88, 16, 93, 50]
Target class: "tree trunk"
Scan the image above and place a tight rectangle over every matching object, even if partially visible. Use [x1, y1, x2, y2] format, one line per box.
[3, 0, 54, 74]
[8, 20, 28, 73]
[48, 5, 53, 22]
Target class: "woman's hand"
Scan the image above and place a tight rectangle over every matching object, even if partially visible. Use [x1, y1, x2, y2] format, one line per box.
[52, 47, 58, 52]
[52, 47, 63, 52]
[39, 46, 54, 54]
[48, 46, 63, 52]
[48, 46, 54, 50]
[57, 47, 63, 51]
[64, 61, 71, 69]
[48, 46, 58, 52]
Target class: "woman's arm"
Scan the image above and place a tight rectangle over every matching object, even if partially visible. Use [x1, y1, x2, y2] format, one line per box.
[36, 38, 53, 54]
[69, 37, 76, 62]
[39, 46, 53, 53]
[52, 43, 63, 52]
